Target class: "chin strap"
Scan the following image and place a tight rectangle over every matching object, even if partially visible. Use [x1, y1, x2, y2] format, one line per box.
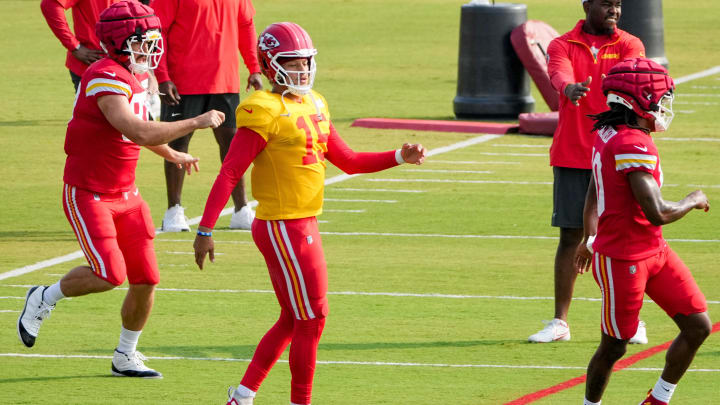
[279, 89, 292, 117]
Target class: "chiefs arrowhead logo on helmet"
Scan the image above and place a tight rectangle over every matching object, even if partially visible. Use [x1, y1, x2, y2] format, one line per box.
[259, 33, 280, 51]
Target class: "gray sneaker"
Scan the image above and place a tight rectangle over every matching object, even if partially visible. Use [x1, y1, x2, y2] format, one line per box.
[17, 286, 55, 348]
[111, 349, 163, 379]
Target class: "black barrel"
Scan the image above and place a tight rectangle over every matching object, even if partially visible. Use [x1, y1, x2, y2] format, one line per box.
[454, 2, 534, 119]
[618, 0, 668, 68]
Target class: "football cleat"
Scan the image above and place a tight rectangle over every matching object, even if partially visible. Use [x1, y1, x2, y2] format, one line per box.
[226, 386, 254, 405]
[111, 349, 163, 379]
[629, 320, 648, 344]
[528, 319, 571, 343]
[229, 205, 255, 230]
[17, 286, 55, 348]
[162, 204, 190, 232]
[639, 389, 668, 405]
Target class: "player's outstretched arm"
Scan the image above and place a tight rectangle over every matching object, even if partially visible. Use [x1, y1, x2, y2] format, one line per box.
[629, 171, 710, 226]
[97, 94, 224, 146]
[145, 144, 199, 175]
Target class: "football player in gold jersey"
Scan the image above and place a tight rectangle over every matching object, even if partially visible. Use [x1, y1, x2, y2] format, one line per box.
[193, 22, 426, 405]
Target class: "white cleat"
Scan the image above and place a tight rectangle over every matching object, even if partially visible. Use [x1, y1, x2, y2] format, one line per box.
[17, 286, 55, 348]
[629, 320, 648, 344]
[226, 386, 254, 405]
[528, 319, 571, 343]
[111, 349, 163, 379]
[162, 204, 190, 232]
[229, 205, 255, 230]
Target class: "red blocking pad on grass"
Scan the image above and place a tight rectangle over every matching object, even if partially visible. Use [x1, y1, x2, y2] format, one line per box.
[351, 118, 519, 134]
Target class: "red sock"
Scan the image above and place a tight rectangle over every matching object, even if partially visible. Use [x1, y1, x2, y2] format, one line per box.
[241, 310, 294, 391]
[289, 317, 326, 405]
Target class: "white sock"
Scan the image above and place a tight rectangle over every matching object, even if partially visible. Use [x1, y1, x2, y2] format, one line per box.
[117, 327, 142, 354]
[235, 385, 256, 398]
[651, 377, 676, 403]
[43, 282, 65, 306]
[583, 398, 601, 405]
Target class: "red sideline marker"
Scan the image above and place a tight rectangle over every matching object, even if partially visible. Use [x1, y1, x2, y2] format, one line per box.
[505, 321, 720, 404]
[350, 118, 518, 135]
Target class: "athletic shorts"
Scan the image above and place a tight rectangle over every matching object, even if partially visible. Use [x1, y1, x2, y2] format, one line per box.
[551, 166, 592, 228]
[62, 184, 160, 286]
[592, 244, 707, 340]
[160, 93, 239, 128]
[252, 217, 329, 320]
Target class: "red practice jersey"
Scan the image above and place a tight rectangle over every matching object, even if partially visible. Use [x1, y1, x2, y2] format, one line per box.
[151, 0, 261, 94]
[41, 0, 122, 76]
[591, 125, 664, 260]
[64, 58, 149, 194]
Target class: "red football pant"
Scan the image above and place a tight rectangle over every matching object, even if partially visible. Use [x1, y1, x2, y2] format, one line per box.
[242, 217, 328, 404]
[593, 244, 707, 340]
[62, 184, 159, 286]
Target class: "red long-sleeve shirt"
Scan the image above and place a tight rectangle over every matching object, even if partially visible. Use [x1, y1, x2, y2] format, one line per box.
[199, 124, 399, 228]
[40, 0, 119, 76]
[547, 20, 644, 169]
[151, 0, 261, 94]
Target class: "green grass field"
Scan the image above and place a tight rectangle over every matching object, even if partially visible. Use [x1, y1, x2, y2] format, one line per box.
[1, 0, 719, 403]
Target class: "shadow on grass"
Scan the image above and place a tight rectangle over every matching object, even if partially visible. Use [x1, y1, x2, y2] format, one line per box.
[0, 374, 110, 384]
[84, 340, 513, 359]
[319, 339, 513, 351]
[0, 120, 68, 127]
[83, 345, 258, 359]
[0, 230, 76, 243]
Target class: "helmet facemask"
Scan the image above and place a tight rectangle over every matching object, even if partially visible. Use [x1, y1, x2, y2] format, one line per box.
[648, 92, 674, 132]
[268, 51, 317, 96]
[124, 29, 163, 74]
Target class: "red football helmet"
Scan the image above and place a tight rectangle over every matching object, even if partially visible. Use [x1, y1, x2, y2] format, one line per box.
[96, 1, 163, 74]
[602, 57, 675, 132]
[257, 22, 317, 95]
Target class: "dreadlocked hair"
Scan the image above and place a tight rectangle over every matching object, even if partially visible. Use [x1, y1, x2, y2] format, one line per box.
[588, 102, 649, 133]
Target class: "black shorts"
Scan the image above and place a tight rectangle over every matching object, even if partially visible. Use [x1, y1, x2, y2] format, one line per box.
[70, 71, 82, 93]
[161, 93, 239, 128]
[551, 166, 592, 229]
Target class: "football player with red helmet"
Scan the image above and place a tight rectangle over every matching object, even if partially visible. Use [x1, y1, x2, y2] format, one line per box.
[574, 58, 711, 405]
[17, 0, 224, 379]
[193, 22, 427, 405]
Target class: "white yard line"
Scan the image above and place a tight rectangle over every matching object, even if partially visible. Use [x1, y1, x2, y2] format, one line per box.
[491, 144, 547, 148]
[0, 135, 500, 281]
[675, 65, 720, 84]
[401, 169, 493, 174]
[428, 160, 521, 165]
[677, 93, 720, 97]
[163, 251, 225, 255]
[655, 137, 720, 142]
[324, 198, 397, 203]
[675, 101, 719, 106]
[477, 152, 546, 157]
[2, 284, 718, 304]
[327, 188, 425, 193]
[367, 178, 553, 185]
[156, 239, 251, 245]
[0, 352, 717, 372]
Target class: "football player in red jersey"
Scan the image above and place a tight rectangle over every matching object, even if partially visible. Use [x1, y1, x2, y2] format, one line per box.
[17, 1, 224, 378]
[574, 58, 711, 405]
[193, 22, 426, 405]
